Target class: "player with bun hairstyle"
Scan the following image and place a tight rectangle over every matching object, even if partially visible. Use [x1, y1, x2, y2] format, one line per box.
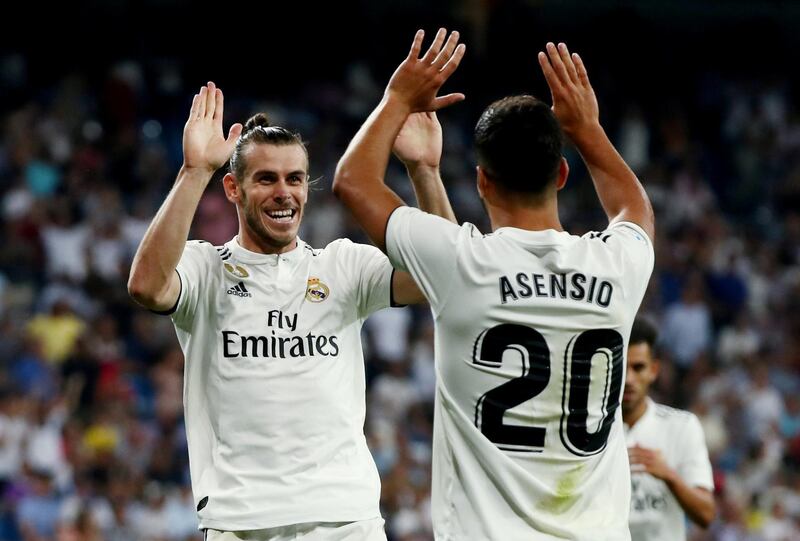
[128, 82, 454, 539]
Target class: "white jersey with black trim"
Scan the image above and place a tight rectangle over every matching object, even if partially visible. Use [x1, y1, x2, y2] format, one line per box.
[167, 236, 393, 530]
[625, 398, 714, 541]
[386, 207, 654, 540]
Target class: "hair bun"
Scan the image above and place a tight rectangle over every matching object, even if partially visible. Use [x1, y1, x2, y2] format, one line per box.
[243, 113, 270, 134]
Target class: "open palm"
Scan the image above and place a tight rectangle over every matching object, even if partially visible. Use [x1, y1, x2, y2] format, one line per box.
[386, 28, 466, 113]
[393, 112, 442, 168]
[182, 82, 242, 172]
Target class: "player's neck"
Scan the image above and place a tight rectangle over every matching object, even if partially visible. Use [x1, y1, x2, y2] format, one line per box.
[236, 227, 298, 255]
[623, 397, 649, 428]
[486, 200, 563, 232]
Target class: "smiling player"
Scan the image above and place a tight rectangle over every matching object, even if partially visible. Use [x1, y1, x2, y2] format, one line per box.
[128, 82, 454, 539]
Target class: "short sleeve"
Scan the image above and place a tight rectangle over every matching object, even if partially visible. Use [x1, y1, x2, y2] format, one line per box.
[603, 221, 655, 296]
[341, 242, 393, 318]
[385, 206, 473, 312]
[676, 414, 715, 491]
[606, 221, 654, 267]
[171, 241, 216, 330]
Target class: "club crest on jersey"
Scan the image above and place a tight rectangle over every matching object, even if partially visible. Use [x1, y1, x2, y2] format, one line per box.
[306, 277, 330, 303]
[224, 263, 249, 278]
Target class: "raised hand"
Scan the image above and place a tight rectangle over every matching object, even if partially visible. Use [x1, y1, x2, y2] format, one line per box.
[385, 28, 466, 114]
[393, 112, 443, 170]
[537, 42, 599, 139]
[182, 82, 243, 173]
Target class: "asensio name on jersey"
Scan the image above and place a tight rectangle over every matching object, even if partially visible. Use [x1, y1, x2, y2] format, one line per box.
[166, 236, 392, 530]
[387, 207, 654, 540]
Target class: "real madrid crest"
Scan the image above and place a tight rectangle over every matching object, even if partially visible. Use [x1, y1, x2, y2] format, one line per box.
[306, 277, 330, 303]
[224, 263, 250, 278]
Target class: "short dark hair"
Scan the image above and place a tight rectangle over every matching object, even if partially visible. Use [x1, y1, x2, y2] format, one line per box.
[474, 95, 564, 195]
[229, 113, 308, 180]
[629, 316, 658, 349]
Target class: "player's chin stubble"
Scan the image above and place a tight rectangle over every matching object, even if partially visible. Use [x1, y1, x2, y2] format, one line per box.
[243, 197, 298, 250]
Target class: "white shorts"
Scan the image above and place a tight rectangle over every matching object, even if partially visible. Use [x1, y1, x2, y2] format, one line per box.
[205, 518, 387, 541]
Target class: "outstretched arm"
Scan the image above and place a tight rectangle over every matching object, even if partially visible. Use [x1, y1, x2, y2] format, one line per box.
[128, 82, 242, 311]
[333, 28, 465, 252]
[393, 112, 457, 223]
[538, 42, 654, 241]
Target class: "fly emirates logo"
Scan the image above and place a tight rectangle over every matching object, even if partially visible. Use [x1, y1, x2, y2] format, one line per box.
[221, 309, 340, 359]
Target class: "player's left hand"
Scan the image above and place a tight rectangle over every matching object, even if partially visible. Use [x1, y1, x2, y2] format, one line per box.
[385, 28, 466, 114]
[628, 445, 676, 482]
[393, 112, 442, 170]
[537, 42, 599, 140]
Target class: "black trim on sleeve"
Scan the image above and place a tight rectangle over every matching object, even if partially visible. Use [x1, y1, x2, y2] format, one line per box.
[383, 205, 406, 252]
[150, 269, 182, 316]
[389, 269, 407, 308]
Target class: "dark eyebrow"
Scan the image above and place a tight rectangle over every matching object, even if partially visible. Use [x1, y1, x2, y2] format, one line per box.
[252, 169, 278, 177]
[251, 169, 307, 177]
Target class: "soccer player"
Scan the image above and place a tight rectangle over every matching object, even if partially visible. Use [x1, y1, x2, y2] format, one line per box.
[333, 30, 655, 539]
[624, 317, 716, 540]
[127, 82, 454, 539]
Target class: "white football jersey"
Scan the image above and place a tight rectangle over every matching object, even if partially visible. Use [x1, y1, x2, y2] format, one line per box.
[167, 236, 392, 530]
[386, 207, 654, 540]
[625, 398, 714, 541]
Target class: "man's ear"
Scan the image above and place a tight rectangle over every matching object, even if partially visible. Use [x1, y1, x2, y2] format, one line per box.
[650, 358, 661, 382]
[223, 173, 240, 203]
[477, 165, 492, 200]
[556, 157, 569, 191]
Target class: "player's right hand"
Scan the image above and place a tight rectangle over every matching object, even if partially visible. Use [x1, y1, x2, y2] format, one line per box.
[182, 82, 243, 174]
[537, 42, 600, 139]
[384, 28, 466, 114]
[628, 445, 676, 482]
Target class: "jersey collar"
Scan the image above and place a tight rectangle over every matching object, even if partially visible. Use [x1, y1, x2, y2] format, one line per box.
[493, 227, 573, 245]
[228, 236, 308, 266]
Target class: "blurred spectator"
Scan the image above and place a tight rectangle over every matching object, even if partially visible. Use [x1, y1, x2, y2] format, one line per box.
[717, 312, 761, 366]
[26, 299, 85, 365]
[0, 390, 30, 487]
[16, 469, 62, 541]
[660, 273, 712, 376]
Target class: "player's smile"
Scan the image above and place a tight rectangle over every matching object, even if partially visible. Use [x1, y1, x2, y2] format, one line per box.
[234, 143, 309, 253]
[262, 206, 299, 228]
[264, 208, 297, 223]
[246, 195, 304, 249]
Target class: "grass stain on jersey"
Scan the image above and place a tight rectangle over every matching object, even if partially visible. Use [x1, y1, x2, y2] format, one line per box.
[537, 464, 585, 514]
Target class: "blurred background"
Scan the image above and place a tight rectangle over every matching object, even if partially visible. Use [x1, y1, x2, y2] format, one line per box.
[1, 0, 800, 539]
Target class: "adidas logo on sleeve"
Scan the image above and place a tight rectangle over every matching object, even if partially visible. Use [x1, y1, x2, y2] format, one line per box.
[226, 282, 252, 298]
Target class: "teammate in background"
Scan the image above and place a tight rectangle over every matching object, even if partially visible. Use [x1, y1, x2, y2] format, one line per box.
[127, 82, 454, 539]
[624, 316, 716, 540]
[333, 29, 654, 539]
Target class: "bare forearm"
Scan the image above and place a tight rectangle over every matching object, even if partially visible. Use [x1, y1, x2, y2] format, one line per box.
[407, 165, 456, 223]
[128, 166, 211, 307]
[333, 97, 409, 249]
[570, 123, 654, 239]
[336, 98, 409, 194]
[665, 474, 716, 528]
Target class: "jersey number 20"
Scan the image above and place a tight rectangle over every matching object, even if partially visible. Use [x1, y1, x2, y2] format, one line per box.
[473, 324, 623, 456]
